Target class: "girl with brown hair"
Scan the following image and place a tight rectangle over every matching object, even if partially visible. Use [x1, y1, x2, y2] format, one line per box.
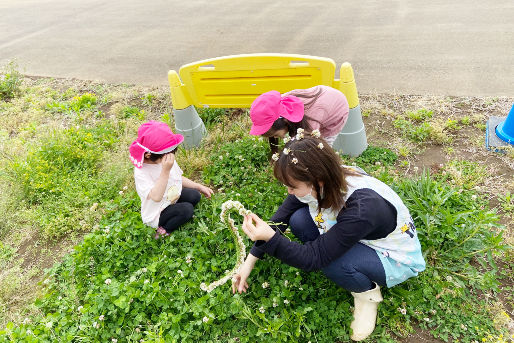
[232, 134, 425, 341]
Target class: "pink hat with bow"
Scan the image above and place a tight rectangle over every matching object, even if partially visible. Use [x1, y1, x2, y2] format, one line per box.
[129, 121, 184, 168]
[249, 90, 305, 135]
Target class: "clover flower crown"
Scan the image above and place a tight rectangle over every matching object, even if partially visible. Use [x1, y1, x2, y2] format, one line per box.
[271, 129, 324, 163]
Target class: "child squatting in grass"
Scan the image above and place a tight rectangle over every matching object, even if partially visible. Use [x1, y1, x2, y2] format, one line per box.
[249, 86, 349, 153]
[129, 121, 213, 238]
[233, 134, 426, 341]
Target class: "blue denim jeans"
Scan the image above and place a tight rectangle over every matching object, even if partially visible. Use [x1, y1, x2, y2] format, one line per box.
[289, 207, 386, 292]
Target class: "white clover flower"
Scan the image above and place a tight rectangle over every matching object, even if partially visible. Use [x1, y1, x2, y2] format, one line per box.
[177, 270, 183, 276]
[112, 339, 118, 343]
[273, 302, 278, 307]
[90, 203, 98, 211]
[430, 309, 437, 315]
[272, 152, 280, 161]
[202, 316, 209, 323]
[283, 136, 291, 144]
[105, 278, 112, 285]
[375, 161, 382, 166]
[123, 186, 128, 191]
[295, 132, 304, 140]
[23, 318, 30, 324]
[135, 327, 140, 332]
[262, 282, 269, 289]
[299, 287, 303, 291]
[99, 315, 105, 321]
[26, 329, 33, 335]
[200, 283, 207, 291]
[398, 307, 407, 315]
[219, 155, 223, 160]
[93, 322, 99, 329]
[318, 143, 324, 149]
[311, 129, 321, 138]
[259, 306, 265, 313]
[186, 256, 192, 264]
[283, 148, 290, 155]
[283, 299, 289, 304]
[297, 128, 304, 134]
[142, 267, 147, 273]
[284, 280, 289, 286]
[296, 272, 300, 276]
[45, 322, 53, 329]
[291, 158, 298, 164]
[144, 279, 150, 284]
[119, 191, 123, 195]
[104, 228, 110, 234]
[423, 317, 430, 322]
[77, 306, 83, 311]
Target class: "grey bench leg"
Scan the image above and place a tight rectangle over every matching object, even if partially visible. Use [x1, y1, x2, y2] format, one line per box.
[332, 105, 368, 157]
[172, 105, 207, 148]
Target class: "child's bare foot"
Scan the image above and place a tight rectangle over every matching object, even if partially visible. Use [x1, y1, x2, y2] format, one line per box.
[154, 227, 169, 239]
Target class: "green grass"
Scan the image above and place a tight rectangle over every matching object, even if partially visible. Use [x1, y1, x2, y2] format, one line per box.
[0, 67, 511, 342]
[0, 139, 508, 342]
[0, 62, 22, 101]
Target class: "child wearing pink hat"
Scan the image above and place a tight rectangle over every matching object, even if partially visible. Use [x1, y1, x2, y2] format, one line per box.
[129, 121, 214, 238]
[249, 86, 349, 153]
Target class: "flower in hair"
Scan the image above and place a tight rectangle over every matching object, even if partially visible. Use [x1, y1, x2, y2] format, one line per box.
[272, 152, 280, 161]
[295, 132, 304, 140]
[283, 136, 292, 144]
[297, 128, 304, 134]
[291, 157, 298, 164]
[318, 143, 324, 149]
[283, 148, 290, 155]
[312, 129, 321, 138]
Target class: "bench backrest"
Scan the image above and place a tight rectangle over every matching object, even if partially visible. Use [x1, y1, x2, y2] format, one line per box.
[168, 54, 359, 110]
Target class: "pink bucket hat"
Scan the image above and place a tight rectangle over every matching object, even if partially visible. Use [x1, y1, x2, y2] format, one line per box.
[249, 90, 304, 135]
[129, 121, 184, 168]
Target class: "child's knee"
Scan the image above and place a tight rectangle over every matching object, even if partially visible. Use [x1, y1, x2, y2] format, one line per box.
[191, 190, 201, 206]
[183, 202, 195, 219]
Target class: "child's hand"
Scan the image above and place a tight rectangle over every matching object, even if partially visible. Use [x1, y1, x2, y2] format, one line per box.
[242, 213, 275, 242]
[197, 185, 214, 198]
[161, 153, 175, 171]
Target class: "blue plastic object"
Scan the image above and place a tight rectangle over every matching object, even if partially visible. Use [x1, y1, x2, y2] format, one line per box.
[495, 103, 514, 145]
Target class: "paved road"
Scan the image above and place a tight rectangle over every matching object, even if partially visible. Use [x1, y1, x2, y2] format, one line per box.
[1, 0, 513, 96]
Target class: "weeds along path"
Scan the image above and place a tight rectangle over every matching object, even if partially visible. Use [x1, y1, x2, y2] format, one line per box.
[0, 73, 512, 342]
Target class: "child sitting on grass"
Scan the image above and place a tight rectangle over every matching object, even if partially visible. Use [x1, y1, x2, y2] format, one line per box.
[129, 121, 213, 238]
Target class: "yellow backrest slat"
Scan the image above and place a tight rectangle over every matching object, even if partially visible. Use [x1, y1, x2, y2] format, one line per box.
[176, 54, 336, 108]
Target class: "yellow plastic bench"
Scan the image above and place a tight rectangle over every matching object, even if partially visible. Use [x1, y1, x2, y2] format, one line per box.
[168, 53, 367, 156]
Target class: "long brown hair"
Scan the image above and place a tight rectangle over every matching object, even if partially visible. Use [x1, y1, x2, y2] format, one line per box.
[273, 135, 359, 212]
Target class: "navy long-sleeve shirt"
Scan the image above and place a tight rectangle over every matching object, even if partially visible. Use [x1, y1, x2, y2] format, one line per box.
[249, 189, 397, 271]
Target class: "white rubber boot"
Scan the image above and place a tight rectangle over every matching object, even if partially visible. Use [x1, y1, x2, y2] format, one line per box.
[350, 283, 383, 341]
